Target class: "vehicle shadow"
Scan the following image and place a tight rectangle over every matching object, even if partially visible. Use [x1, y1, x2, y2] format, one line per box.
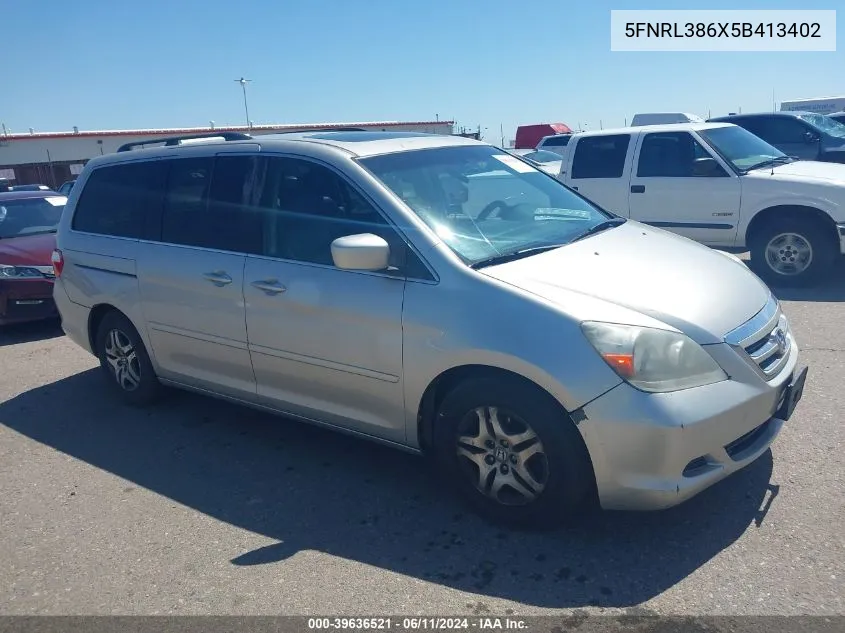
[0, 369, 777, 609]
[0, 318, 63, 347]
[756, 258, 845, 302]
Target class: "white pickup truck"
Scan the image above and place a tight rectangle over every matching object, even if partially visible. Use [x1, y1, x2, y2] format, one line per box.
[554, 122, 845, 286]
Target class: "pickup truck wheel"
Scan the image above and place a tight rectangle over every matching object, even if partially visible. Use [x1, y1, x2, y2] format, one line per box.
[749, 219, 836, 287]
[432, 376, 594, 530]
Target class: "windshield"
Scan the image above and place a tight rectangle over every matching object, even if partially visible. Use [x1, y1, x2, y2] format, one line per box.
[796, 113, 845, 138]
[0, 196, 66, 238]
[358, 145, 616, 266]
[698, 125, 787, 172]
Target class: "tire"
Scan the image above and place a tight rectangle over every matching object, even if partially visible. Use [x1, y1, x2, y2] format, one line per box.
[94, 311, 163, 406]
[749, 218, 837, 287]
[432, 376, 595, 530]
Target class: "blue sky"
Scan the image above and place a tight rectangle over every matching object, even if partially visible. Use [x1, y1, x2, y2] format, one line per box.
[2, 0, 842, 144]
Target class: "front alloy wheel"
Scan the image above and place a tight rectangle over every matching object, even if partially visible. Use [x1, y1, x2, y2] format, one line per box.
[764, 232, 813, 277]
[456, 406, 549, 506]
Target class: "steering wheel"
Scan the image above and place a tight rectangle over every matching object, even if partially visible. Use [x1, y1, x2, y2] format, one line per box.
[476, 199, 512, 221]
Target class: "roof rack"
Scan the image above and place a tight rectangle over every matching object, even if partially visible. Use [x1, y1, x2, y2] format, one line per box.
[117, 132, 253, 152]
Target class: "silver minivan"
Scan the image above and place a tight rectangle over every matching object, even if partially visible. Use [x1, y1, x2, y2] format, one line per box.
[52, 130, 808, 528]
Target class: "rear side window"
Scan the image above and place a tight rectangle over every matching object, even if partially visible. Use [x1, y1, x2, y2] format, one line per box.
[160, 155, 263, 254]
[71, 161, 167, 238]
[571, 135, 630, 179]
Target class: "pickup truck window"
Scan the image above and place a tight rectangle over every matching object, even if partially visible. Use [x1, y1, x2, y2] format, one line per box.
[762, 117, 811, 144]
[540, 135, 571, 147]
[571, 135, 630, 179]
[637, 132, 724, 178]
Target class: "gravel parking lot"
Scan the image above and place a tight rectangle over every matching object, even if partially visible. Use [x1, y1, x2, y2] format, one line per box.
[1, 263, 843, 616]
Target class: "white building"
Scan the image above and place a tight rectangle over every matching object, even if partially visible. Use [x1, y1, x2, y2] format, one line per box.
[779, 96, 845, 114]
[0, 120, 454, 187]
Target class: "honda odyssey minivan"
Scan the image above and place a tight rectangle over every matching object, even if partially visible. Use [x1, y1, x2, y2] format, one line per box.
[52, 130, 807, 528]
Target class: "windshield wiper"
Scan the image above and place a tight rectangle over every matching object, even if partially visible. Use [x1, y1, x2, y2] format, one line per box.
[569, 217, 627, 243]
[742, 155, 795, 173]
[470, 244, 568, 269]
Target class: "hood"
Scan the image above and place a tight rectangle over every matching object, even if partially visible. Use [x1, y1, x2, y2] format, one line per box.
[0, 232, 56, 266]
[765, 160, 845, 184]
[480, 222, 770, 343]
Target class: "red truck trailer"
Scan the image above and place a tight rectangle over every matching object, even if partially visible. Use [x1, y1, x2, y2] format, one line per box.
[514, 123, 572, 149]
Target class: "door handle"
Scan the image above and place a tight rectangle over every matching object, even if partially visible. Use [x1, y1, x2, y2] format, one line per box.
[631, 185, 646, 193]
[203, 271, 233, 286]
[251, 279, 287, 295]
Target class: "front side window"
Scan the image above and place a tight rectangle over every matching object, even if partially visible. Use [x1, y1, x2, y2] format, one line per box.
[570, 135, 630, 179]
[637, 132, 725, 177]
[0, 196, 66, 238]
[699, 125, 788, 172]
[72, 161, 166, 238]
[359, 145, 617, 266]
[766, 117, 813, 144]
[252, 157, 408, 271]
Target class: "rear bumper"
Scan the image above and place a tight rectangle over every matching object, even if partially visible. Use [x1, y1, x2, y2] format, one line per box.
[53, 278, 93, 353]
[0, 279, 58, 325]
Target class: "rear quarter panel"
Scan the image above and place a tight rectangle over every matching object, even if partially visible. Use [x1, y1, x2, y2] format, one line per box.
[55, 162, 152, 365]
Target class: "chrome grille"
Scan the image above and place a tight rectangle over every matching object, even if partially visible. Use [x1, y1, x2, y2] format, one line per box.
[725, 294, 792, 379]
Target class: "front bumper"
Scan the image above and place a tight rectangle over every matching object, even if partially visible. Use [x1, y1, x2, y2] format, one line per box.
[579, 323, 801, 511]
[837, 223, 845, 255]
[0, 279, 58, 325]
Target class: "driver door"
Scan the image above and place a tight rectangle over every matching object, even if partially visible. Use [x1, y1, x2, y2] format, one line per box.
[628, 131, 741, 246]
[243, 155, 410, 443]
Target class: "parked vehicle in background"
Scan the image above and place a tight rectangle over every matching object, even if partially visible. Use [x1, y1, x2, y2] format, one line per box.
[535, 133, 573, 156]
[57, 180, 76, 195]
[0, 179, 11, 193]
[514, 123, 572, 149]
[0, 191, 66, 325]
[780, 95, 845, 115]
[8, 184, 53, 192]
[829, 112, 845, 125]
[507, 149, 563, 175]
[53, 130, 806, 528]
[707, 112, 845, 164]
[556, 122, 845, 286]
[631, 113, 704, 126]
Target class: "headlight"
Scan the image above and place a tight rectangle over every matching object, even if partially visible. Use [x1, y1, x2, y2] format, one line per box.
[0, 264, 44, 279]
[581, 322, 727, 393]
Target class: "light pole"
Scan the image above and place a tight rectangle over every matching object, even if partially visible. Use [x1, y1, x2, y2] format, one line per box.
[234, 77, 252, 128]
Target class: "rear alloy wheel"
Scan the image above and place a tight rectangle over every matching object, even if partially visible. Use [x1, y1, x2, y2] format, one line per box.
[433, 376, 594, 530]
[750, 219, 836, 287]
[95, 311, 163, 406]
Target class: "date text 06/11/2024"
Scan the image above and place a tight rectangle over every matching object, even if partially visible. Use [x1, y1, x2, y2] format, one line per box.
[306, 617, 529, 631]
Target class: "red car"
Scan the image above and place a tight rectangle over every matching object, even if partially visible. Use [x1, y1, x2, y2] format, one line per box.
[0, 191, 66, 326]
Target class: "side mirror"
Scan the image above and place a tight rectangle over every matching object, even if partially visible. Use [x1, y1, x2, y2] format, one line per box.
[693, 157, 726, 177]
[331, 233, 390, 271]
[804, 131, 820, 144]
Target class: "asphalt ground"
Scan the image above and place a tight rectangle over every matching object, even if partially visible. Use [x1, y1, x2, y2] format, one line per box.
[1, 262, 843, 616]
